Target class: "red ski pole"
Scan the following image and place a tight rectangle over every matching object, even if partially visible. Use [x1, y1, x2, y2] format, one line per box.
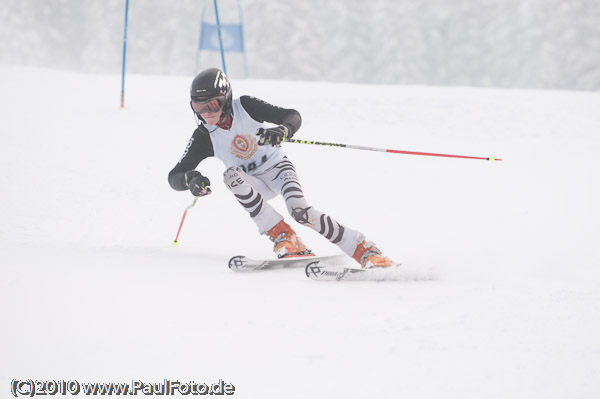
[172, 196, 199, 246]
[288, 139, 502, 162]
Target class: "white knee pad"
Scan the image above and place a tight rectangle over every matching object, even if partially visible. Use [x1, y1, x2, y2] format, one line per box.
[223, 167, 247, 191]
[223, 166, 277, 200]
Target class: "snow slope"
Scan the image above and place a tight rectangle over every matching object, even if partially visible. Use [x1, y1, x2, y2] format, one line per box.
[1, 67, 599, 398]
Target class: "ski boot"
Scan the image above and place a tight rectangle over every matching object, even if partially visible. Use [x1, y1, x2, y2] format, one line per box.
[267, 220, 312, 258]
[352, 240, 394, 268]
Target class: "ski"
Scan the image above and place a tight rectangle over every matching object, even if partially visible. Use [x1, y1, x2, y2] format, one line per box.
[304, 261, 403, 281]
[228, 254, 346, 272]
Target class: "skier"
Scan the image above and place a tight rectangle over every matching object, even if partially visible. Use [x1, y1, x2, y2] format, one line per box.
[168, 68, 393, 268]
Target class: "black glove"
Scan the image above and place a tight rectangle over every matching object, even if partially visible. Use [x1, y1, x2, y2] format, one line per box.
[256, 125, 289, 147]
[184, 170, 211, 197]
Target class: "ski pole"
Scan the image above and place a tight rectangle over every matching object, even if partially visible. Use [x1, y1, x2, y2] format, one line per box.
[288, 139, 502, 162]
[172, 196, 199, 246]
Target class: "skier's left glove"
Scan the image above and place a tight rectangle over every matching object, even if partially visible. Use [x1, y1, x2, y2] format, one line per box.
[256, 125, 289, 147]
[184, 170, 211, 197]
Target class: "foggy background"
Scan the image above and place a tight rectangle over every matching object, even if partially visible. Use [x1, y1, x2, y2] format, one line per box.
[1, 0, 599, 90]
[2, 2, 600, 397]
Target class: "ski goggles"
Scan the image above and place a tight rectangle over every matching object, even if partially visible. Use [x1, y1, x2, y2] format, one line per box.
[191, 96, 225, 114]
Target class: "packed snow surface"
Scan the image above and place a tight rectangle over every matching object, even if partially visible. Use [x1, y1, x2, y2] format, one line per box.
[1, 67, 599, 398]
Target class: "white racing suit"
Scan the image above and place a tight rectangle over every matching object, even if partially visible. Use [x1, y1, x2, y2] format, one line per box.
[169, 96, 364, 256]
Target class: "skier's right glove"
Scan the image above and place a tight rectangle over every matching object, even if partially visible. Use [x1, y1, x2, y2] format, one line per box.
[184, 170, 211, 197]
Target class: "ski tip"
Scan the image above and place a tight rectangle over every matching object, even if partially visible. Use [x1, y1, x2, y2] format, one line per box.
[228, 255, 246, 271]
[304, 261, 317, 278]
[304, 260, 347, 280]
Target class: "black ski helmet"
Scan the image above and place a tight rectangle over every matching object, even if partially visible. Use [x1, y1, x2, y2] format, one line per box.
[190, 68, 232, 122]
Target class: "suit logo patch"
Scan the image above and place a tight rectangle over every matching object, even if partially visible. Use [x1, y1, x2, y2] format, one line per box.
[230, 134, 258, 160]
